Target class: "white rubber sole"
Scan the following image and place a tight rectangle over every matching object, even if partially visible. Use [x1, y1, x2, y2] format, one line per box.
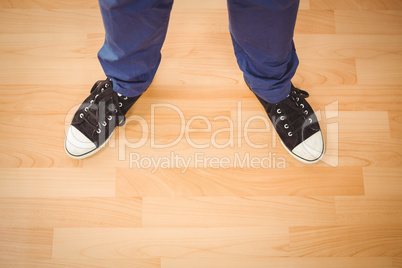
[64, 130, 115, 160]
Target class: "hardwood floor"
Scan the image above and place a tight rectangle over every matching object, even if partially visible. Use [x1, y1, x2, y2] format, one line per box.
[0, 0, 401, 267]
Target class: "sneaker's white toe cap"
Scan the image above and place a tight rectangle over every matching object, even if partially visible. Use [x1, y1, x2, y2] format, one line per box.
[65, 126, 96, 158]
[291, 131, 325, 163]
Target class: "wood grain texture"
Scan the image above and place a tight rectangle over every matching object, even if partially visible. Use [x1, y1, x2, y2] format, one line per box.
[0, 197, 142, 228]
[357, 55, 402, 85]
[296, 10, 336, 34]
[0, 9, 104, 34]
[142, 196, 336, 227]
[0, 168, 115, 197]
[393, 258, 402, 268]
[363, 167, 402, 196]
[0, 0, 99, 9]
[290, 226, 402, 257]
[52, 227, 289, 259]
[0, 259, 160, 268]
[117, 167, 364, 197]
[1, 0, 402, 266]
[162, 257, 394, 268]
[294, 34, 402, 60]
[335, 196, 402, 225]
[0, 228, 53, 261]
[335, 10, 402, 34]
[389, 111, 402, 139]
[310, 0, 402, 10]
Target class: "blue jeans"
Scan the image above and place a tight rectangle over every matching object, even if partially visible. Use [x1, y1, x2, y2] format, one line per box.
[98, 0, 300, 103]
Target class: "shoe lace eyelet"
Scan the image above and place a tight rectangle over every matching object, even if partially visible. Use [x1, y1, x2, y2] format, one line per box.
[284, 124, 289, 129]
[114, 109, 118, 113]
[90, 100, 94, 104]
[79, 113, 84, 118]
[280, 116, 285, 120]
[101, 88, 104, 92]
[288, 132, 293, 136]
[304, 110, 308, 115]
[95, 94, 99, 99]
[296, 97, 299, 101]
[105, 83, 109, 88]
[102, 121, 107, 127]
[108, 115, 112, 121]
[300, 104, 304, 108]
[309, 118, 313, 123]
[119, 102, 122, 107]
[96, 129, 101, 134]
[277, 109, 281, 114]
[124, 97, 128, 100]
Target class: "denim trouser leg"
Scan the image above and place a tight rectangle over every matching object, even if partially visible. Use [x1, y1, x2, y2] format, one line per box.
[97, 0, 174, 97]
[227, 0, 300, 103]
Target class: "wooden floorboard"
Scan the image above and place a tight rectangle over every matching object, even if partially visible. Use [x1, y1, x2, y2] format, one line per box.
[0, 0, 401, 267]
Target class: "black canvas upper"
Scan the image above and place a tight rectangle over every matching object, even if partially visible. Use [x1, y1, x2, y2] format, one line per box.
[70, 78, 140, 147]
[254, 84, 321, 151]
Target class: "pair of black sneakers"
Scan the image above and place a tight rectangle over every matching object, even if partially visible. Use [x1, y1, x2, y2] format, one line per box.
[65, 79, 324, 163]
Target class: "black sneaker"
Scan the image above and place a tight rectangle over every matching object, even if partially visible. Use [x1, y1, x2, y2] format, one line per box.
[253, 84, 325, 163]
[65, 78, 141, 159]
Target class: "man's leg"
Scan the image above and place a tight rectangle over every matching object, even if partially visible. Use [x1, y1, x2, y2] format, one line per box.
[227, 0, 299, 103]
[227, 0, 325, 164]
[65, 0, 174, 159]
[98, 0, 174, 97]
